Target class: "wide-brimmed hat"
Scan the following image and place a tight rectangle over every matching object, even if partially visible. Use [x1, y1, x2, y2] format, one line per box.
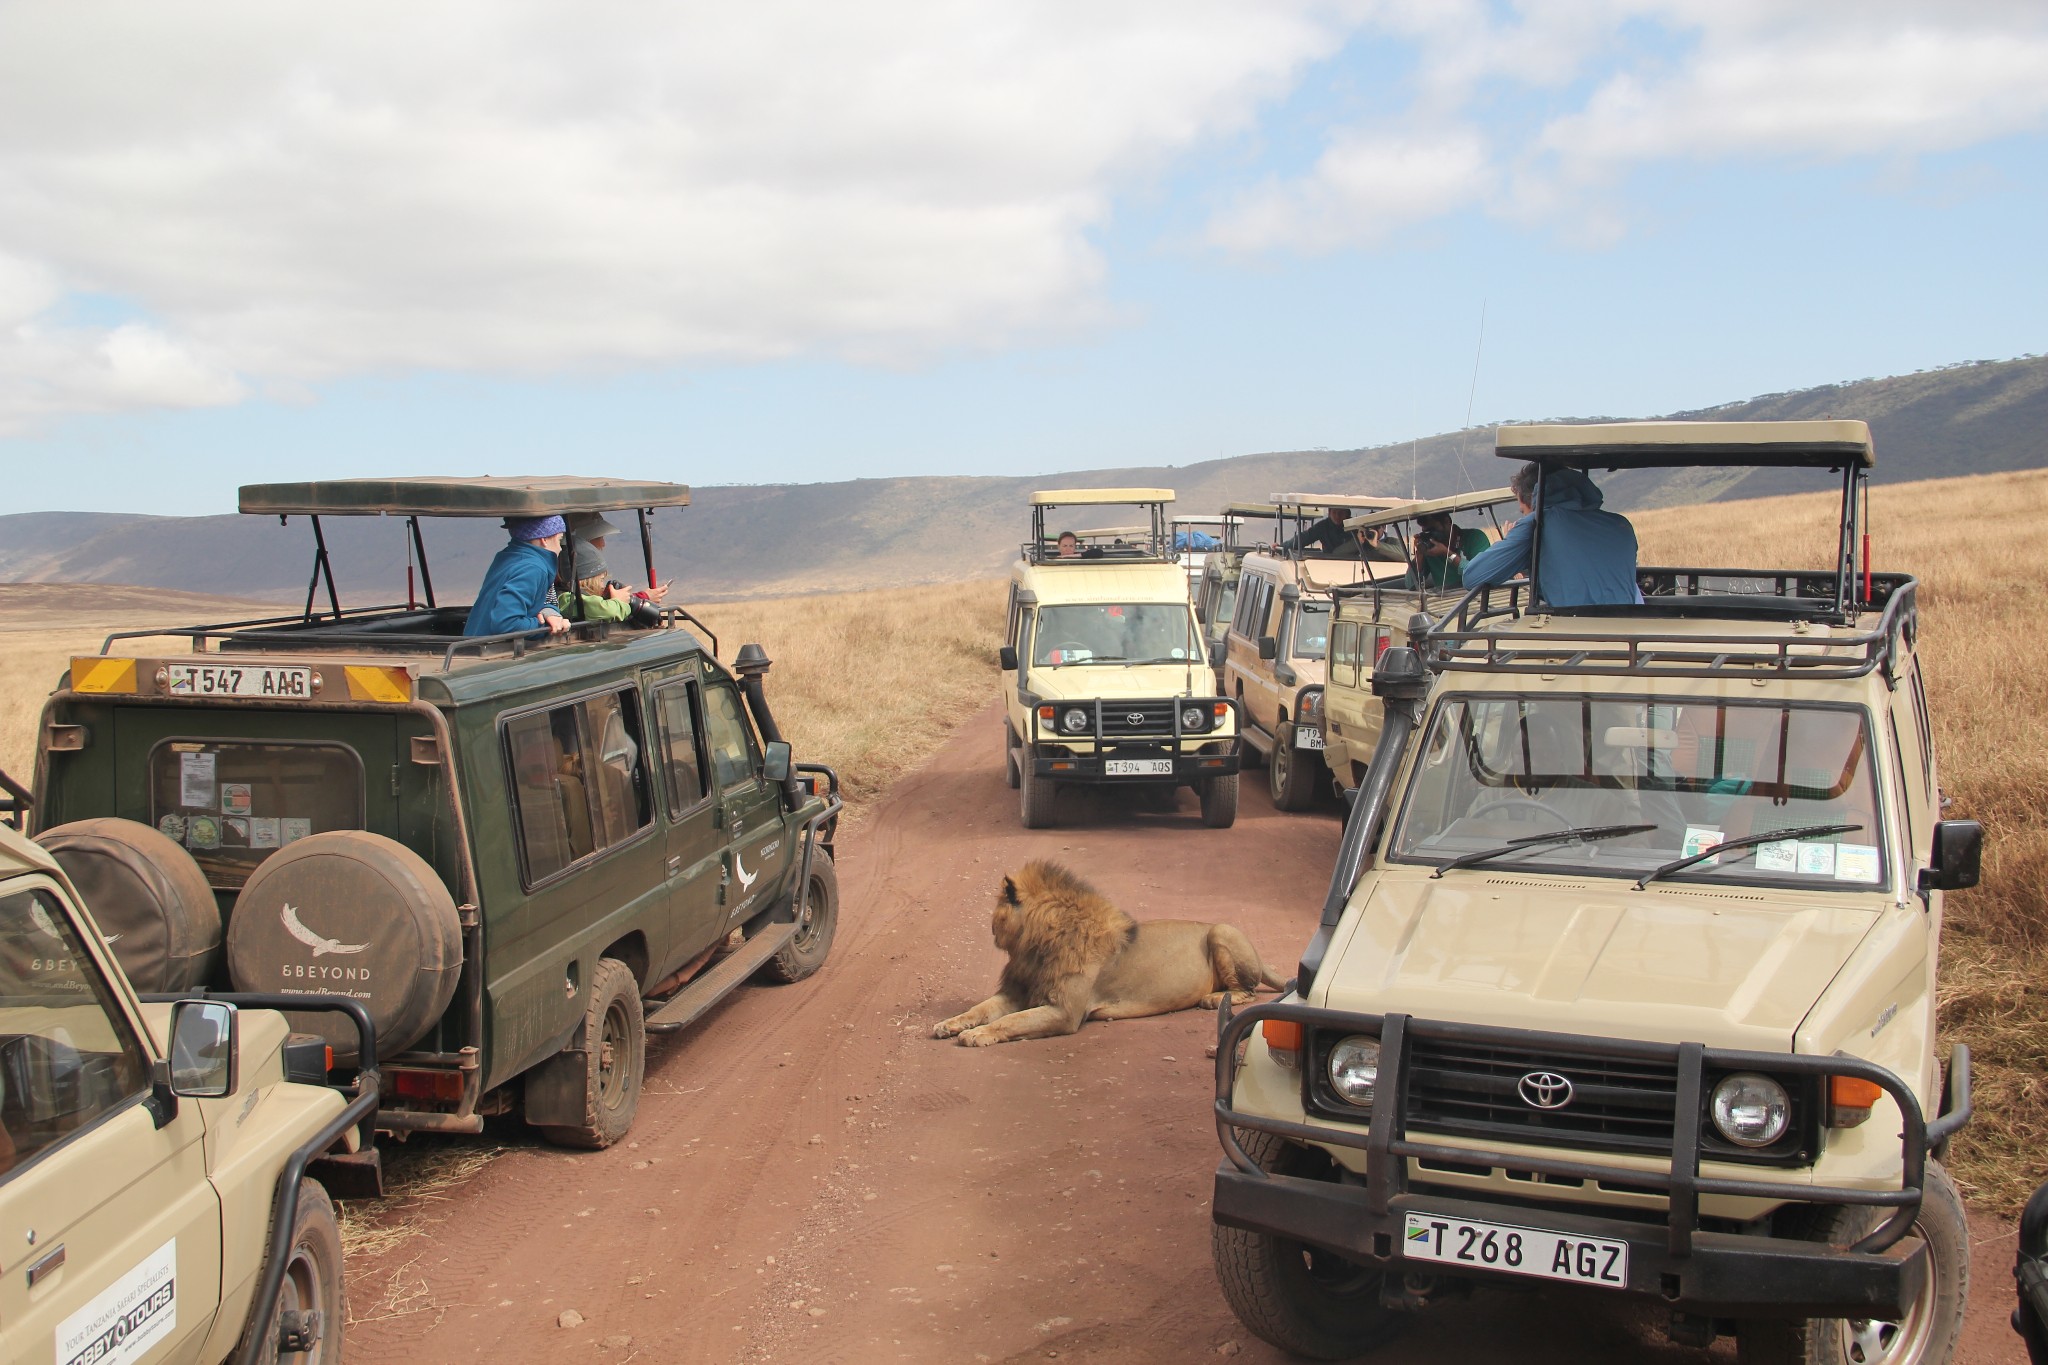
[566, 511, 624, 541]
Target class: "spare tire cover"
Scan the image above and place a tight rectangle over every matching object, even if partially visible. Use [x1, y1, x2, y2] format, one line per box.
[36, 817, 222, 993]
[227, 830, 461, 1060]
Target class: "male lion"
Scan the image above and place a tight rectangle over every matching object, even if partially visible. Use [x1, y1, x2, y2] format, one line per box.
[932, 860, 1285, 1047]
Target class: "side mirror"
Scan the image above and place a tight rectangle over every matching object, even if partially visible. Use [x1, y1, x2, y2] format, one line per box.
[169, 999, 238, 1098]
[1257, 636, 1278, 662]
[998, 645, 1019, 671]
[1919, 819, 1983, 892]
[1209, 640, 1227, 669]
[762, 740, 792, 784]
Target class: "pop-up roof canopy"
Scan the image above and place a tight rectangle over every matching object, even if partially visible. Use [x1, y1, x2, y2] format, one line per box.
[1221, 502, 1279, 519]
[1272, 493, 1410, 513]
[1496, 420, 1874, 470]
[1344, 487, 1516, 531]
[1029, 487, 1174, 507]
[240, 475, 692, 517]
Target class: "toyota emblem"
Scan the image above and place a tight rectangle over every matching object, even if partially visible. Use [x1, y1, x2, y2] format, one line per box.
[1517, 1071, 1574, 1110]
[1125, 712, 1145, 726]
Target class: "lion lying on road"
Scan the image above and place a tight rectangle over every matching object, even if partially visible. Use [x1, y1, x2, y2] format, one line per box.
[932, 860, 1285, 1047]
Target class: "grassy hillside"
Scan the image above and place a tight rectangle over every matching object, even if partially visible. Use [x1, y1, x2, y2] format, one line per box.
[2, 355, 2044, 604]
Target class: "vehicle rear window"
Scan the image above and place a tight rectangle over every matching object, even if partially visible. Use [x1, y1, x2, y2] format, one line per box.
[0, 888, 152, 1177]
[147, 740, 364, 887]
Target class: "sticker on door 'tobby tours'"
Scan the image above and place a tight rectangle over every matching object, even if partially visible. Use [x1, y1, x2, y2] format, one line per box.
[56, 1238, 176, 1365]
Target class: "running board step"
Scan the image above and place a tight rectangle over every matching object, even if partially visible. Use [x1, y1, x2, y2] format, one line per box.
[642, 920, 796, 1034]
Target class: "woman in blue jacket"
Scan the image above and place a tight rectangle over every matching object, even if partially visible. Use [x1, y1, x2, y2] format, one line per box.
[1462, 464, 1641, 607]
[465, 515, 572, 637]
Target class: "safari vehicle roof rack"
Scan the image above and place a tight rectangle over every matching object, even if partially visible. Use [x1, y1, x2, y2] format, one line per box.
[1423, 570, 1918, 683]
[1496, 419, 1878, 625]
[1024, 488, 1174, 565]
[236, 475, 692, 630]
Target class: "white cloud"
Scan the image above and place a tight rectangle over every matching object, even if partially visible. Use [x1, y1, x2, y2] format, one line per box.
[0, 0, 1362, 425]
[1208, 127, 1490, 253]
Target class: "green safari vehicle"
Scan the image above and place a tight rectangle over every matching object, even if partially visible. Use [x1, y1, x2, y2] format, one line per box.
[20, 476, 842, 1149]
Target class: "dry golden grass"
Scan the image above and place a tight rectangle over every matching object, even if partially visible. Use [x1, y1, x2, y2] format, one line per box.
[1634, 467, 2048, 1213]
[683, 578, 1008, 811]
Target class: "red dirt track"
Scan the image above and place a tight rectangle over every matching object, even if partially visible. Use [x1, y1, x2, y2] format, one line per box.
[349, 704, 2024, 1364]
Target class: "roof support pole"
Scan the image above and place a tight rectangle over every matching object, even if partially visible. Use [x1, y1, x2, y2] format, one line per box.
[408, 515, 437, 609]
[637, 507, 658, 590]
[302, 514, 342, 623]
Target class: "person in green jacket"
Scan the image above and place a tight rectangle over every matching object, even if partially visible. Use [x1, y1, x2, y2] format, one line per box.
[559, 513, 668, 626]
[1404, 511, 1491, 589]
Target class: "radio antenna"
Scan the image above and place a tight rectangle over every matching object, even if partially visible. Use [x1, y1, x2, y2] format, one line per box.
[1452, 299, 1486, 489]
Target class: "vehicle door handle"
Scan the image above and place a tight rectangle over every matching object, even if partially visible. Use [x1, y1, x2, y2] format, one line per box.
[27, 1244, 64, 1287]
[667, 856, 683, 875]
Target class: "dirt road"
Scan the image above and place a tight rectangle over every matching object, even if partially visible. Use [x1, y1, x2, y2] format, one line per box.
[347, 706, 2026, 1364]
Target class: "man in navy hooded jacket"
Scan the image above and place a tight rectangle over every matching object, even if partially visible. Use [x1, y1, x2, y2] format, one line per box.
[1462, 463, 1641, 607]
[465, 515, 573, 637]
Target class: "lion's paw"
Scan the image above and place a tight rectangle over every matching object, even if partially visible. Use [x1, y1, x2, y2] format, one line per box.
[956, 1027, 1001, 1047]
[931, 1019, 964, 1039]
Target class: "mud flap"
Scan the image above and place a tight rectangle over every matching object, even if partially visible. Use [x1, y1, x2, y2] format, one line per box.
[522, 1019, 592, 1128]
[307, 1146, 385, 1200]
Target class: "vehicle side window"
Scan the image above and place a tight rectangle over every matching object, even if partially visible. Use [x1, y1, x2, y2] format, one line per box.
[1908, 662, 1935, 794]
[1331, 623, 1359, 686]
[0, 888, 152, 1178]
[1005, 585, 1022, 647]
[505, 687, 652, 886]
[1888, 713, 1925, 850]
[652, 680, 709, 816]
[702, 684, 762, 791]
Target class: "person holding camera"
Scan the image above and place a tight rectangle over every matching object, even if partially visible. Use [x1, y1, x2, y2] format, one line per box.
[1403, 510, 1491, 589]
[559, 512, 669, 628]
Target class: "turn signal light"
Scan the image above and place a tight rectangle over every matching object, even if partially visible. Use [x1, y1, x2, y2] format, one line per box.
[1038, 705, 1056, 724]
[1261, 1019, 1303, 1054]
[1827, 1074, 1883, 1128]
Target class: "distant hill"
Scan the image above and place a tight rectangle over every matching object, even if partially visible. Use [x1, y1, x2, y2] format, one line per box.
[1, 354, 2042, 604]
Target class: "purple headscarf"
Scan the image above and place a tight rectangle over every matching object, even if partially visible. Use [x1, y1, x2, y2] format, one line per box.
[505, 514, 567, 541]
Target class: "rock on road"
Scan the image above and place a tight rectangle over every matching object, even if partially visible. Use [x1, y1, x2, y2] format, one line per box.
[347, 704, 2025, 1364]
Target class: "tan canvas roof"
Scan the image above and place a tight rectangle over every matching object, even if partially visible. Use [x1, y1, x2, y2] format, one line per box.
[1496, 420, 1874, 469]
[1272, 493, 1410, 513]
[240, 475, 693, 517]
[1221, 502, 1279, 518]
[1344, 487, 1516, 530]
[1029, 487, 1174, 507]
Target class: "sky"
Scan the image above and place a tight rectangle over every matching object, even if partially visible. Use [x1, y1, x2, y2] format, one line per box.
[1, 0, 2044, 515]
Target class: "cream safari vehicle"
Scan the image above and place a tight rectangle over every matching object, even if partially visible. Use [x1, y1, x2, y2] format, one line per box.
[1000, 490, 1242, 829]
[0, 821, 377, 1365]
[1222, 494, 1408, 811]
[1318, 488, 1517, 796]
[1194, 503, 1280, 679]
[1212, 421, 1978, 1364]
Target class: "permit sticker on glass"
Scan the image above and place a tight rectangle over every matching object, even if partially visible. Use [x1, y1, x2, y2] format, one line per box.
[1754, 840, 1800, 874]
[281, 817, 312, 844]
[250, 817, 281, 849]
[220, 783, 253, 817]
[179, 751, 217, 809]
[1797, 842, 1837, 877]
[1835, 844, 1882, 884]
[1681, 828, 1724, 862]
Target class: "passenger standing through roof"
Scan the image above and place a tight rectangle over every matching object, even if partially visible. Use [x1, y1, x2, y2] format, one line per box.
[1461, 463, 1641, 606]
[1401, 511, 1491, 589]
[560, 511, 668, 627]
[466, 515, 572, 637]
[1280, 506, 1351, 556]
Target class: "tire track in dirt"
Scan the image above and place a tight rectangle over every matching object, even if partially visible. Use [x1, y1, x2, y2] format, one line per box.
[347, 704, 2029, 1365]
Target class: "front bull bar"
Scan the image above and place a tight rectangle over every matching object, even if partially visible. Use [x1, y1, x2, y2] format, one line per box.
[1212, 998, 1971, 1319]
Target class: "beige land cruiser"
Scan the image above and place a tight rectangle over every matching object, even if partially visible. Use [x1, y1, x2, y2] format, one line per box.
[1194, 503, 1279, 684]
[1222, 494, 1407, 811]
[1212, 421, 1978, 1364]
[1319, 489, 1516, 796]
[0, 822, 377, 1365]
[1000, 489, 1242, 829]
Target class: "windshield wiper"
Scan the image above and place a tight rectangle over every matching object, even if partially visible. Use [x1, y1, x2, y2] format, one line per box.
[1431, 823, 1656, 879]
[1632, 823, 1863, 891]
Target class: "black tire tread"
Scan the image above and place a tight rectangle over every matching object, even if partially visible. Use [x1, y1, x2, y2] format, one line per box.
[762, 852, 838, 984]
[534, 957, 644, 1150]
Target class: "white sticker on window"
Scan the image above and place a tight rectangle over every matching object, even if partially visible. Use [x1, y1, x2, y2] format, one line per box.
[1796, 842, 1837, 877]
[57, 1238, 177, 1365]
[1754, 840, 1800, 873]
[1681, 828, 1724, 861]
[178, 751, 216, 809]
[1835, 844, 1882, 884]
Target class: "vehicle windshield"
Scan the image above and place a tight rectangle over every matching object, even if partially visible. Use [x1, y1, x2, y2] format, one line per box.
[1033, 603, 1200, 666]
[1292, 600, 1331, 661]
[1389, 695, 1889, 890]
[1207, 580, 1238, 635]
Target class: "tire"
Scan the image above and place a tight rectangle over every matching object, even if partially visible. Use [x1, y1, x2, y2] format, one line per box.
[1736, 1161, 1968, 1365]
[1004, 727, 1021, 789]
[1212, 1129, 1405, 1360]
[236, 1178, 345, 1365]
[1201, 774, 1240, 828]
[761, 851, 838, 984]
[1020, 771, 1057, 829]
[1269, 728, 1318, 811]
[36, 817, 221, 992]
[534, 957, 645, 1150]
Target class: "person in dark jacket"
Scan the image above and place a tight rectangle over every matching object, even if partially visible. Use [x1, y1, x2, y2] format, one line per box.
[1462, 464, 1640, 607]
[466, 515, 571, 637]
[1281, 506, 1351, 556]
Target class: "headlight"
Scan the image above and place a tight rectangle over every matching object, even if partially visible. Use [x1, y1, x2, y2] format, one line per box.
[1297, 690, 1323, 724]
[1061, 708, 1090, 734]
[1709, 1073, 1791, 1148]
[1327, 1036, 1380, 1108]
[1179, 704, 1207, 731]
